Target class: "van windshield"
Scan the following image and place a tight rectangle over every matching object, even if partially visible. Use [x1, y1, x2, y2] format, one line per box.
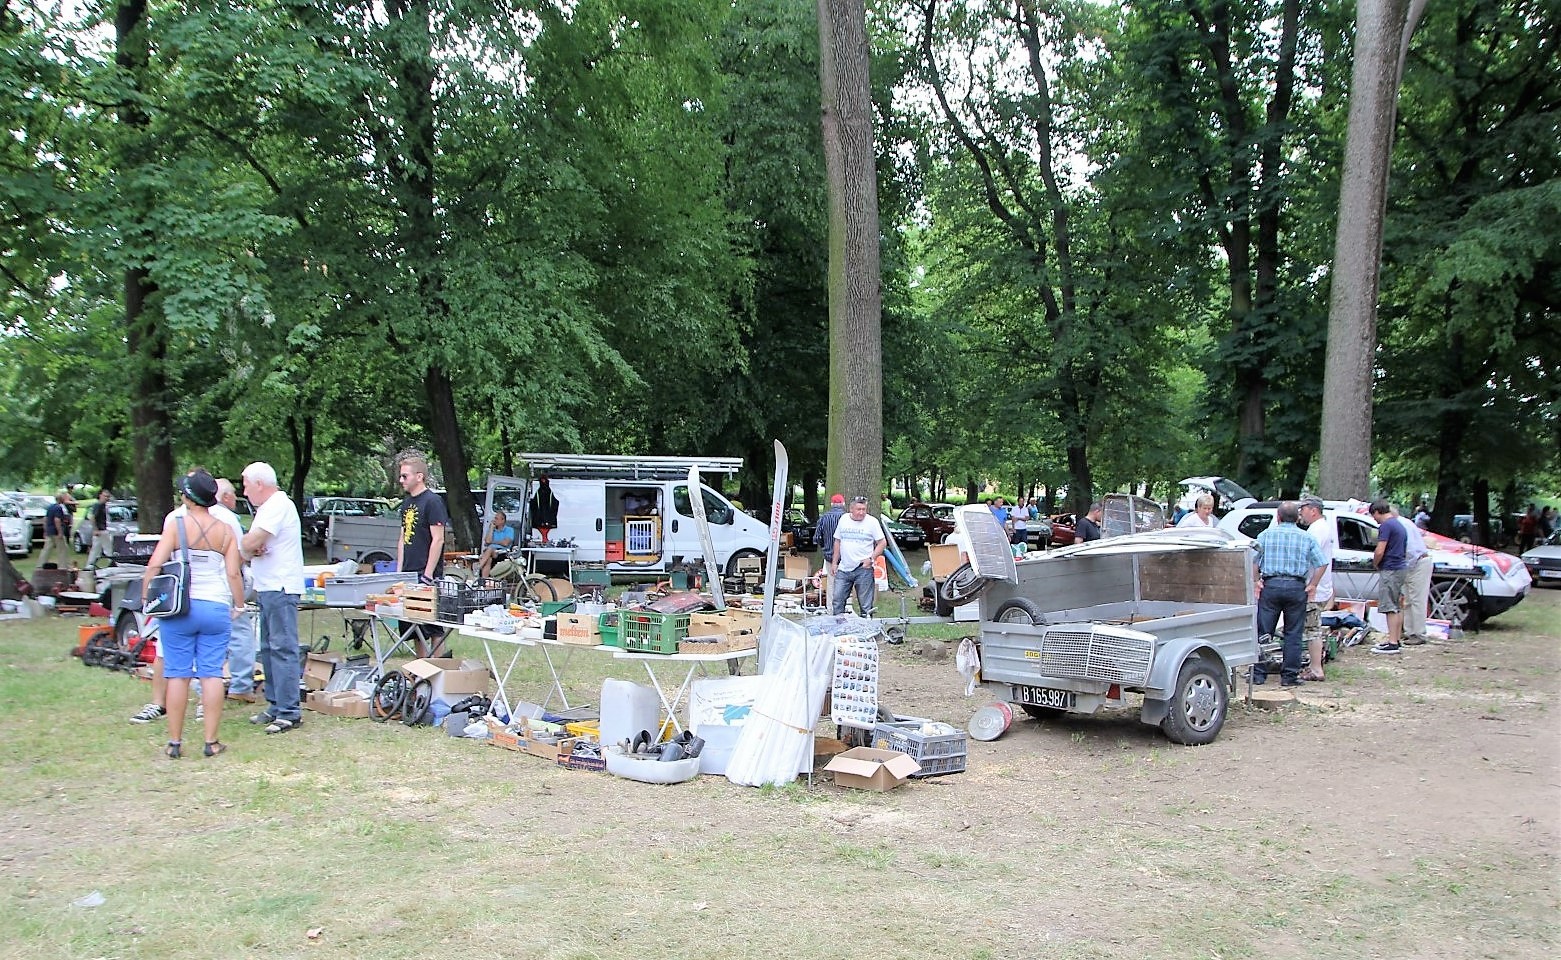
[673, 485, 732, 525]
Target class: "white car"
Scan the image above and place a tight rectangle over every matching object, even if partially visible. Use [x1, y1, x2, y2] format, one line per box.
[73, 502, 140, 553]
[1218, 503, 1531, 629]
[1520, 531, 1561, 588]
[1177, 476, 1258, 518]
[0, 501, 30, 556]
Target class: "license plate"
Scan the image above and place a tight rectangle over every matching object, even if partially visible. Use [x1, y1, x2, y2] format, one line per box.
[1542, 570, 1561, 579]
[1014, 685, 1076, 710]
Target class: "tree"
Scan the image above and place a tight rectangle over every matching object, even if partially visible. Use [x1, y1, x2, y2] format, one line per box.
[1318, 0, 1425, 499]
[818, 0, 883, 508]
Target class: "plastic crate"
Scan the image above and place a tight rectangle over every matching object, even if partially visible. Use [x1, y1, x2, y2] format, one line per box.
[599, 611, 621, 648]
[436, 578, 506, 620]
[911, 753, 968, 778]
[871, 718, 968, 762]
[620, 610, 690, 654]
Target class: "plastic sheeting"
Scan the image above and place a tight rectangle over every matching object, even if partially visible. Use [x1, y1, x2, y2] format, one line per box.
[725, 615, 838, 787]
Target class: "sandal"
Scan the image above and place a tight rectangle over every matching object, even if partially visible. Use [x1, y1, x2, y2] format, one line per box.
[1300, 672, 1325, 682]
[165, 741, 182, 760]
[203, 741, 227, 758]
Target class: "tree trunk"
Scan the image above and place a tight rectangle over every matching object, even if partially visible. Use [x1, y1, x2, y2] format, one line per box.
[1319, 0, 1419, 499]
[286, 413, 314, 508]
[117, 1, 174, 531]
[426, 366, 477, 550]
[818, 0, 883, 512]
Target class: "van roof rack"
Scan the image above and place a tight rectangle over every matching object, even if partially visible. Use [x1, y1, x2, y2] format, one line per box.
[519, 453, 743, 481]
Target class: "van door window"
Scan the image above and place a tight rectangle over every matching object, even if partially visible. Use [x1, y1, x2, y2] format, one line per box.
[673, 486, 733, 525]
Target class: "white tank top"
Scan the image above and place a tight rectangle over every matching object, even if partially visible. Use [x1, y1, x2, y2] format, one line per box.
[185, 548, 232, 605]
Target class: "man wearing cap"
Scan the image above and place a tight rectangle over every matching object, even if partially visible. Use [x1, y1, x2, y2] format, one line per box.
[240, 462, 306, 734]
[1297, 496, 1337, 681]
[37, 489, 75, 568]
[1251, 501, 1327, 687]
[814, 494, 847, 565]
[830, 496, 887, 617]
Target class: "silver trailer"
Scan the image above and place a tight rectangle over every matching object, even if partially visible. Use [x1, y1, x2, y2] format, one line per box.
[954, 503, 1258, 745]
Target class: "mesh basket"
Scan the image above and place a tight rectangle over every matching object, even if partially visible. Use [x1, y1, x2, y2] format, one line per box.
[619, 611, 690, 654]
[436, 578, 507, 620]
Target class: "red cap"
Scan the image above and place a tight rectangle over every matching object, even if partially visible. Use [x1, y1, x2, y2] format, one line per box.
[830, 494, 845, 505]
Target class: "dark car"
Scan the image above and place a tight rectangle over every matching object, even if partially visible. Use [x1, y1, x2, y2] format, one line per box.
[301, 496, 393, 547]
[896, 502, 958, 543]
[782, 510, 818, 551]
[883, 516, 927, 550]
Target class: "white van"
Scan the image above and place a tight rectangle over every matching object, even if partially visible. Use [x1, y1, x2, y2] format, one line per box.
[486, 454, 773, 576]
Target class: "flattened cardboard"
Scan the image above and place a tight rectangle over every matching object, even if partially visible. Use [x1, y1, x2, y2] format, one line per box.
[824, 747, 921, 792]
[784, 554, 811, 580]
[928, 543, 963, 581]
[304, 651, 345, 691]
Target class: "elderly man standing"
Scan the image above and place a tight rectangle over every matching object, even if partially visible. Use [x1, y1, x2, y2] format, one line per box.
[1297, 496, 1337, 681]
[1393, 505, 1433, 646]
[240, 462, 305, 734]
[214, 479, 259, 702]
[1252, 501, 1328, 687]
[829, 496, 886, 617]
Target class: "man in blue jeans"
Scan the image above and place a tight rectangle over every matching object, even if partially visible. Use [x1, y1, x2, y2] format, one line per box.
[240, 462, 306, 734]
[1251, 501, 1327, 687]
[830, 496, 886, 617]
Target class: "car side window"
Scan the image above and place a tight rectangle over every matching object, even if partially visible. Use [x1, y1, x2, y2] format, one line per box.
[1337, 517, 1376, 552]
[1237, 515, 1272, 539]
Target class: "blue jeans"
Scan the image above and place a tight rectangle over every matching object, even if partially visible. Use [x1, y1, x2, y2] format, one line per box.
[1255, 577, 1307, 684]
[226, 608, 257, 694]
[257, 591, 302, 721]
[831, 565, 877, 617]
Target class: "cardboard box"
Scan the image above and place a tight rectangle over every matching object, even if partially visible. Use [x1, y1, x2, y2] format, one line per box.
[928, 543, 963, 580]
[556, 613, 602, 646]
[490, 726, 522, 751]
[519, 736, 578, 762]
[304, 651, 345, 691]
[785, 554, 811, 580]
[403, 658, 491, 701]
[824, 747, 921, 792]
[306, 689, 372, 719]
[688, 609, 763, 640]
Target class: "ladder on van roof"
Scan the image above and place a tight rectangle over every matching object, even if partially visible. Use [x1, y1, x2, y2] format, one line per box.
[518, 453, 743, 481]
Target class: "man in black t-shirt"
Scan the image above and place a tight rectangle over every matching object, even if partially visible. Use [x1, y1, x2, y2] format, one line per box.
[396, 457, 449, 583]
[1075, 501, 1103, 542]
[396, 457, 450, 657]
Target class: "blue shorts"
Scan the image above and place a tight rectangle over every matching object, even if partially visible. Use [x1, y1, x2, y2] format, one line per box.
[159, 599, 232, 679]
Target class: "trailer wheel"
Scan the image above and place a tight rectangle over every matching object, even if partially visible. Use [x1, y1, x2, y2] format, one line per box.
[1428, 580, 1480, 630]
[938, 562, 991, 606]
[992, 598, 1046, 625]
[1160, 657, 1227, 746]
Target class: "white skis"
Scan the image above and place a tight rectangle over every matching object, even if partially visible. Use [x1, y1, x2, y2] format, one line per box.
[687, 465, 727, 610]
[761, 439, 789, 626]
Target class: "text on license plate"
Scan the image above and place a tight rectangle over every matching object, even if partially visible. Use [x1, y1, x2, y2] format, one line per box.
[1014, 685, 1076, 710]
[1541, 569, 1561, 579]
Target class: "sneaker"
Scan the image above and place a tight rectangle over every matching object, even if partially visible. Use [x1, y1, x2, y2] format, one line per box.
[263, 717, 300, 735]
[248, 711, 275, 726]
[1370, 642, 1402, 655]
[1402, 635, 1428, 646]
[129, 703, 166, 724]
[195, 703, 204, 720]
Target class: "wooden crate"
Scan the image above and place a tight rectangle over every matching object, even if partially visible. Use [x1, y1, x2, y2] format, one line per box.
[400, 586, 438, 623]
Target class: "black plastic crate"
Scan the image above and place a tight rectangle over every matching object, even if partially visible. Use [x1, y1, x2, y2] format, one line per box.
[436, 578, 507, 620]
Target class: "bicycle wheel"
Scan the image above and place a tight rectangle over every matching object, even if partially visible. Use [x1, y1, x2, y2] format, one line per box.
[371, 670, 410, 722]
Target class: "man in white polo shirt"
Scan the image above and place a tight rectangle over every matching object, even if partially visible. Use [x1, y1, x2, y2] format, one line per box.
[240, 462, 305, 734]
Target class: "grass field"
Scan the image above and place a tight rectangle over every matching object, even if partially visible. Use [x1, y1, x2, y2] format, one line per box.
[1, 580, 1557, 960]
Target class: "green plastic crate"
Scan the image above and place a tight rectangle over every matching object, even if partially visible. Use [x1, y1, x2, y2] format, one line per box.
[540, 599, 577, 617]
[599, 612, 622, 648]
[620, 611, 690, 654]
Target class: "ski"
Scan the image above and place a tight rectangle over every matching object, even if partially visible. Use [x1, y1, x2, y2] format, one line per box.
[687, 465, 727, 610]
[761, 439, 789, 626]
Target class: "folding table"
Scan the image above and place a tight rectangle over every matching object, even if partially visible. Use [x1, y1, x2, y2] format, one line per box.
[610, 647, 758, 735]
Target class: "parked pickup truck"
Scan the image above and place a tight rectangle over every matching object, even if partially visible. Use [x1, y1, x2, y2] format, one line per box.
[957, 503, 1258, 745]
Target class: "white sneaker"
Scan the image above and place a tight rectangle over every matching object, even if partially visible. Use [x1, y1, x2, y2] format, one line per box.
[195, 703, 205, 720]
[129, 703, 166, 724]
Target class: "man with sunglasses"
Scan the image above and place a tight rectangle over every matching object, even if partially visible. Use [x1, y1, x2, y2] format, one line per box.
[396, 457, 449, 657]
[829, 496, 886, 618]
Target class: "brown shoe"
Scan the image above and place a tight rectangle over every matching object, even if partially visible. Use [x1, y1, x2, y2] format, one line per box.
[226, 691, 261, 703]
[1401, 635, 1428, 646]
